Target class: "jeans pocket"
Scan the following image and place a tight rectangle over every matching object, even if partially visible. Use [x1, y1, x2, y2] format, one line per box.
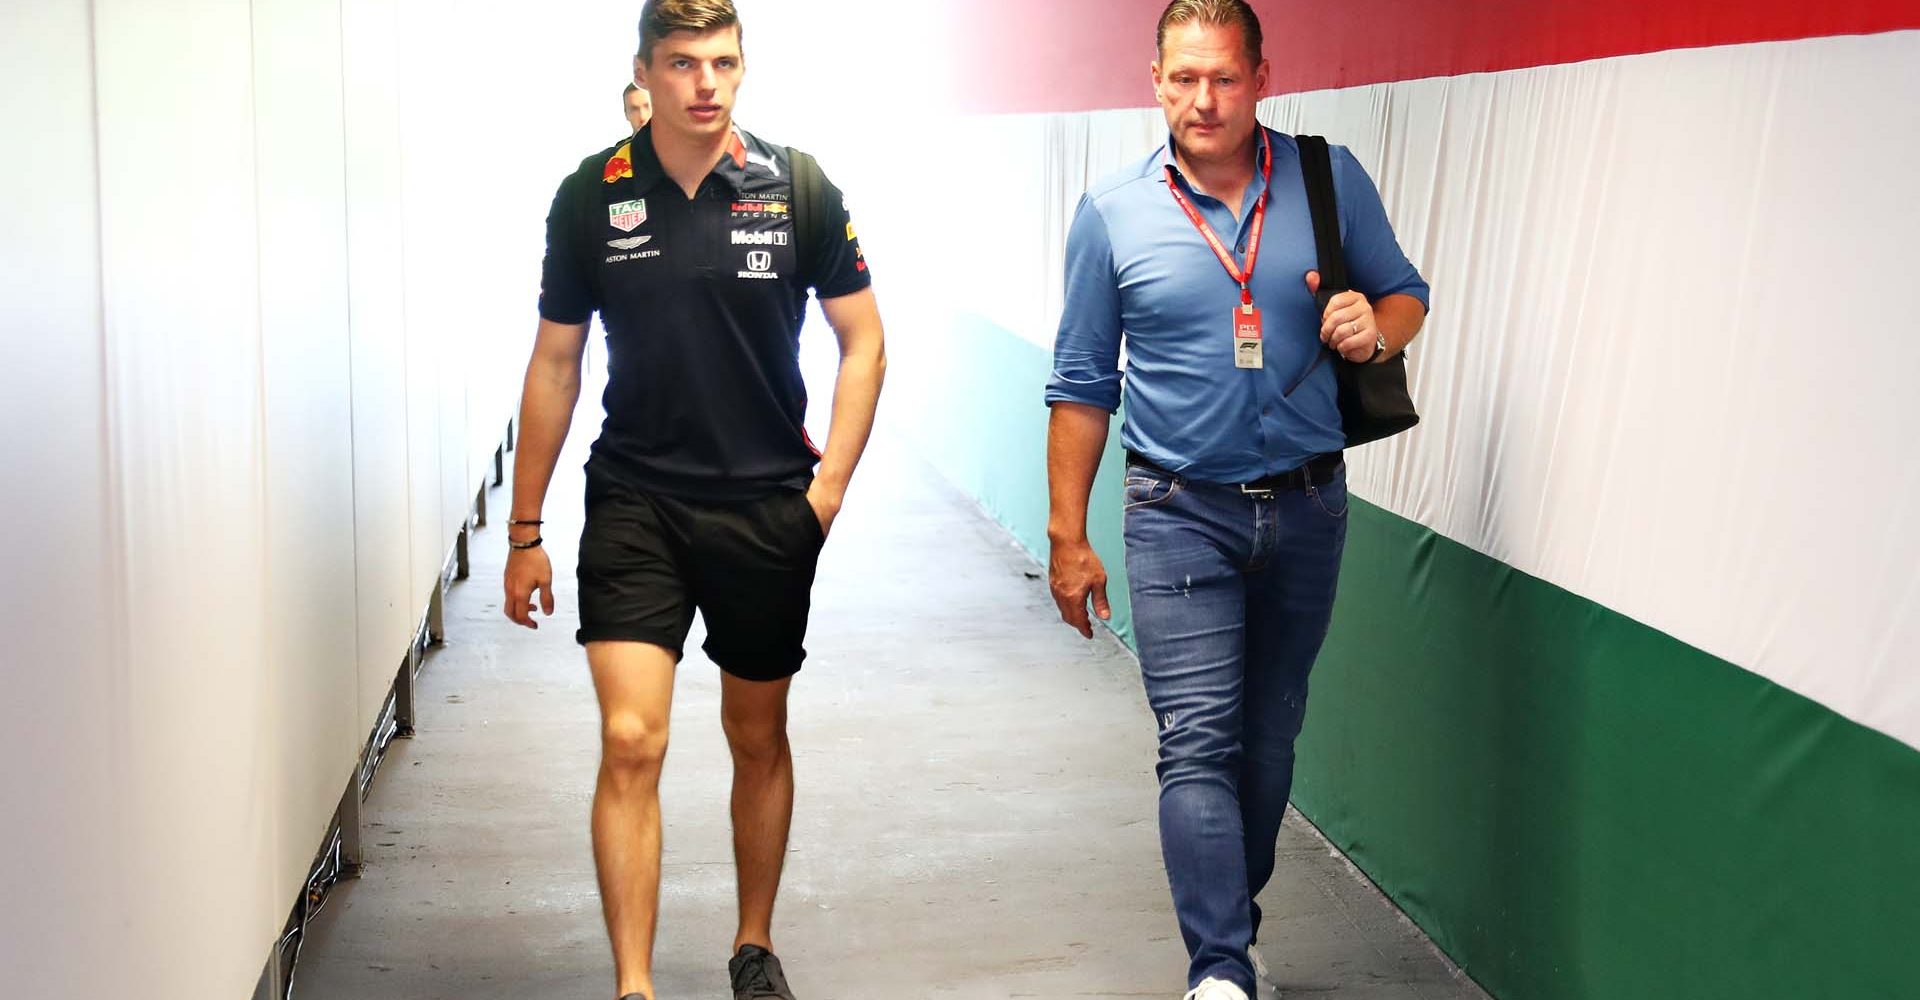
[1307, 477, 1349, 519]
[1123, 471, 1181, 511]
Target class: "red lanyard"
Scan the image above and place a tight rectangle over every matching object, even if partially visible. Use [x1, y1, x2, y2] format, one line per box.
[1164, 130, 1272, 307]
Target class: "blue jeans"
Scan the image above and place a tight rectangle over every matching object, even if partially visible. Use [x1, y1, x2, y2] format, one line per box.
[1122, 461, 1349, 993]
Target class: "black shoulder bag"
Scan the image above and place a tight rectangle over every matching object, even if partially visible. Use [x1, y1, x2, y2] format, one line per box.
[1295, 134, 1419, 448]
[788, 146, 827, 292]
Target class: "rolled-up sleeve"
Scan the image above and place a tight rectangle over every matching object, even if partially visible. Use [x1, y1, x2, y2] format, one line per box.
[1333, 145, 1430, 311]
[1043, 194, 1124, 412]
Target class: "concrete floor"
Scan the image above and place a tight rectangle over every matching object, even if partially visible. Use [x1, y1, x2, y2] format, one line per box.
[296, 401, 1489, 1000]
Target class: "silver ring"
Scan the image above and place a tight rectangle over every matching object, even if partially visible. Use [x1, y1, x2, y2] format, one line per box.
[1348, 320, 1360, 338]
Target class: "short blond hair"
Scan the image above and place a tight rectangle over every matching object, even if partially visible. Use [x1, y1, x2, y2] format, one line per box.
[637, 0, 742, 64]
[1156, 0, 1263, 69]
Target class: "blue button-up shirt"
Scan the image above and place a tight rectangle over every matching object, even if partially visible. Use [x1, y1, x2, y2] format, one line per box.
[1044, 128, 1430, 483]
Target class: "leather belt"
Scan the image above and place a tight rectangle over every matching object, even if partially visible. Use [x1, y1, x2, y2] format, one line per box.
[1125, 449, 1343, 495]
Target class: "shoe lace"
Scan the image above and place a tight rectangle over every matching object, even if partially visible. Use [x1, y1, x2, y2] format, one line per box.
[731, 953, 781, 997]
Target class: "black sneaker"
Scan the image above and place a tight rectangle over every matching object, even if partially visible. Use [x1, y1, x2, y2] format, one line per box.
[729, 943, 798, 1000]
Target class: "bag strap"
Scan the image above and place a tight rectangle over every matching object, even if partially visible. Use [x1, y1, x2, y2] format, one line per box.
[789, 146, 826, 292]
[1294, 134, 1348, 309]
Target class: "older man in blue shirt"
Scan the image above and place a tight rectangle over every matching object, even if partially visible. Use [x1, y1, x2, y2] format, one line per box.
[1044, 3, 1429, 998]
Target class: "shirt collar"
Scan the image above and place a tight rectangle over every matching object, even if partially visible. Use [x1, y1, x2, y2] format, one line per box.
[1155, 125, 1273, 217]
[708, 130, 754, 195]
[608, 125, 754, 196]
[1155, 125, 1273, 183]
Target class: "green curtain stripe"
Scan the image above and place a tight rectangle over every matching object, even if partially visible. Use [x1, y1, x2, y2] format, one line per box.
[1300, 496, 1920, 1000]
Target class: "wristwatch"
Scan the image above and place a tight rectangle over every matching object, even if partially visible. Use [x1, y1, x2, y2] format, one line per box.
[1365, 332, 1388, 363]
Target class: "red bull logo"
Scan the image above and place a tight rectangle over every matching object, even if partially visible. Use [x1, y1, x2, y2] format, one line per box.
[731, 201, 789, 216]
[604, 142, 634, 184]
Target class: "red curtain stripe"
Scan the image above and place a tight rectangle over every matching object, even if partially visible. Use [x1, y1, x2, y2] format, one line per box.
[951, 0, 1920, 114]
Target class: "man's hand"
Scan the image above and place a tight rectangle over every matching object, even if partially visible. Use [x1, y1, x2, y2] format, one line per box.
[805, 480, 843, 538]
[1049, 536, 1111, 639]
[504, 545, 556, 629]
[1305, 270, 1380, 363]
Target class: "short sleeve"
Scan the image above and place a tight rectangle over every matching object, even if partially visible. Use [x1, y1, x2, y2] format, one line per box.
[537, 171, 596, 324]
[809, 169, 872, 300]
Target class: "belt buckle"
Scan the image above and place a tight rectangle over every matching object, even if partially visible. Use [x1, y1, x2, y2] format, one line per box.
[1239, 483, 1276, 498]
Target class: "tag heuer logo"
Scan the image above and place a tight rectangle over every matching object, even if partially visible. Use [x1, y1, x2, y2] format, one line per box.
[608, 199, 647, 233]
[746, 251, 773, 272]
[607, 235, 653, 251]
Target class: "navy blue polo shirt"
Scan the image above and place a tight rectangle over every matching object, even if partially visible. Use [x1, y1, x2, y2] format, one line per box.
[539, 125, 870, 498]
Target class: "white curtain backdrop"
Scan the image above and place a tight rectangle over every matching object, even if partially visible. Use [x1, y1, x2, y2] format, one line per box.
[1, 1, 641, 995]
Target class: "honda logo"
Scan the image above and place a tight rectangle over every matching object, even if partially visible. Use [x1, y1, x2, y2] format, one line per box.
[747, 251, 773, 272]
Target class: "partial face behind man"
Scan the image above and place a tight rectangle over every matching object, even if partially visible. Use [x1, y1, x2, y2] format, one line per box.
[1151, 18, 1269, 166]
[633, 24, 743, 142]
[624, 84, 652, 132]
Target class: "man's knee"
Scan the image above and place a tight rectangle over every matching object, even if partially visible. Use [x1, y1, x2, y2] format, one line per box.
[601, 711, 669, 781]
[721, 704, 789, 765]
[1154, 712, 1242, 789]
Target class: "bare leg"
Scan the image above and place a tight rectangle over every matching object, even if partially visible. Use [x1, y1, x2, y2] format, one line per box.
[587, 641, 678, 999]
[720, 672, 795, 954]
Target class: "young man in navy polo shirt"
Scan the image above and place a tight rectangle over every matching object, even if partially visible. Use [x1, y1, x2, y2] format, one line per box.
[503, 3, 885, 999]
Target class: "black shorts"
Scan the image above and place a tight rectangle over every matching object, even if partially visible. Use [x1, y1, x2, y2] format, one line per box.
[575, 477, 826, 681]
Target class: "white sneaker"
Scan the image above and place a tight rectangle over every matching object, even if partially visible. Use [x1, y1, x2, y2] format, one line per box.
[1183, 977, 1249, 1000]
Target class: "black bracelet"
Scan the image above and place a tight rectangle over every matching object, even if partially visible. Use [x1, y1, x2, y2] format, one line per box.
[509, 518, 544, 527]
[509, 536, 543, 551]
